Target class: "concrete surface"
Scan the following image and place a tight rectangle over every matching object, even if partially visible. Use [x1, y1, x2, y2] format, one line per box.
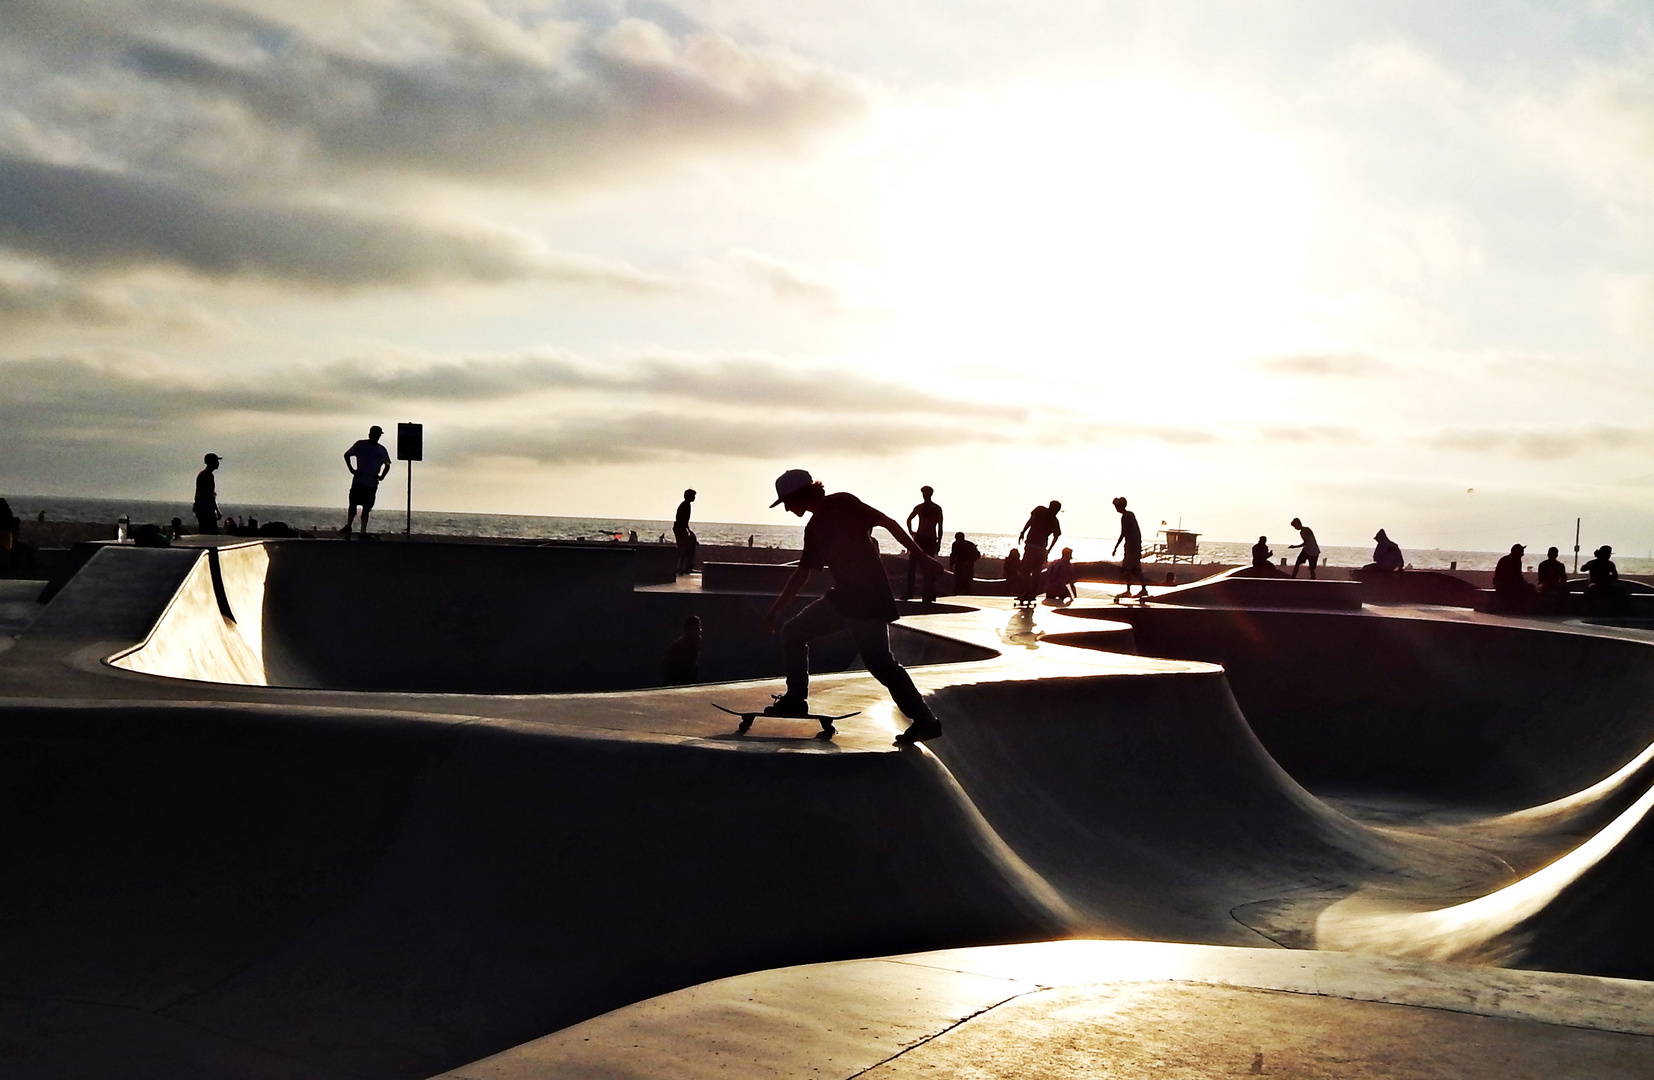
[4, 539, 1654, 1077]
[433, 940, 1654, 1079]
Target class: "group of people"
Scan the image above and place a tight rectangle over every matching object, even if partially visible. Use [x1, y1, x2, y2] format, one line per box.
[1494, 543, 1627, 614]
[190, 427, 394, 540]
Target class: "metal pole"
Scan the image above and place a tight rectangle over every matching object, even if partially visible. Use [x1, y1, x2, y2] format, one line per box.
[406, 460, 413, 537]
[1574, 517, 1580, 574]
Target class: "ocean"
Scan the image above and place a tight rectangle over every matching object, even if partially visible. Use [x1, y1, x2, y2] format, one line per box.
[5, 494, 1643, 575]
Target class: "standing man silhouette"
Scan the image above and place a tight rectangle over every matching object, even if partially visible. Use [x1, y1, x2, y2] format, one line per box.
[1016, 500, 1062, 605]
[193, 454, 222, 535]
[674, 489, 698, 574]
[342, 426, 393, 539]
[1112, 496, 1147, 599]
[1288, 517, 1320, 579]
[904, 485, 944, 603]
[762, 469, 945, 745]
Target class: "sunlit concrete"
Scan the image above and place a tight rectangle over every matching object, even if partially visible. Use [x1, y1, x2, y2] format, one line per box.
[434, 941, 1654, 1079]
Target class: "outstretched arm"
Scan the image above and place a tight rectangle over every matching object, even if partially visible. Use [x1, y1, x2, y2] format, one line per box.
[877, 513, 945, 576]
[761, 566, 813, 635]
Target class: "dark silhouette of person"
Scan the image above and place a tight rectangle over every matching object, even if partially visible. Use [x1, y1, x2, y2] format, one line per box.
[904, 486, 944, 603]
[674, 489, 698, 574]
[1492, 543, 1535, 613]
[1046, 546, 1077, 603]
[1112, 497, 1146, 599]
[193, 454, 222, 535]
[1369, 529, 1404, 571]
[1016, 500, 1062, 604]
[761, 469, 944, 745]
[341, 426, 393, 539]
[1288, 517, 1320, 578]
[1582, 545, 1626, 614]
[1537, 546, 1568, 611]
[1251, 536, 1273, 568]
[169, 517, 186, 540]
[1001, 548, 1023, 596]
[949, 532, 981, 594]
[0, 498, 17, 572]
[661, 615, 702, 686]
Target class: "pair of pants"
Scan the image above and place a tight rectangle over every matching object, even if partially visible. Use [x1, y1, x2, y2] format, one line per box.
[1020, 543, 1048, 601]
[904, 535, 942, 601]
[780, 597, 935, 723]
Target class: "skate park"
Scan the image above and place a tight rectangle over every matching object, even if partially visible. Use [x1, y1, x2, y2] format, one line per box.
[3, 538, 1654, 1077]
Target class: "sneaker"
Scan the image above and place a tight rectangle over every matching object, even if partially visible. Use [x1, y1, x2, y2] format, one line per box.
[763, 694, 810, 718]
[894, 719, 943, 746]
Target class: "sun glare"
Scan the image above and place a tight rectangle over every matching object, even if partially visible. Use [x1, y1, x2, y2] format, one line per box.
[874, 80, 1317, 385]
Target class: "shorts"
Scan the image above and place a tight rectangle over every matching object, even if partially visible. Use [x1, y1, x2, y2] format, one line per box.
[1122, 549, 1141, 573]
[349, 483, 378, 511]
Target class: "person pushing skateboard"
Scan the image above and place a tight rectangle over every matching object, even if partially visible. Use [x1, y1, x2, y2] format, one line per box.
[761, 469, 946, 746]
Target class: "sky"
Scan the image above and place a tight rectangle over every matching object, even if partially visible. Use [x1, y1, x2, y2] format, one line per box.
[2, 0, 1653, 551]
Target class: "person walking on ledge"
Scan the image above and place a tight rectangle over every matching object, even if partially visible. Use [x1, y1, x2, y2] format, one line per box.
[341, 426, 393, 539]
[1112, 496, 1147, 599]
[1288, 517, 1320, 579]
[193, 453, 223, 535]
[761, 469, 946, 746]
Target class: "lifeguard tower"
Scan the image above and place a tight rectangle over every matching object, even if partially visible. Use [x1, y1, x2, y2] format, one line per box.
[1149, 527, 1201, 565]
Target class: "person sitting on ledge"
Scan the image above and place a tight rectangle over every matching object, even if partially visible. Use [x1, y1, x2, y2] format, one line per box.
[949, 531, 980, 595]
[1492, 544, 1535, 613]
[1368, 529, 1404, 571]
[1000, 548, 1022, 597]
[661, 615, 702, 686]
[1251, 535, 1273, 568]
[1581, 545, 1627, 615]
[1536, 546, 1569, 612]
[1046, 547, 1077, 604]
[761, 469, 946, 746]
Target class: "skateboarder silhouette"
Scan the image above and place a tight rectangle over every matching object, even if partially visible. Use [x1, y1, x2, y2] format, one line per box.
[760, 469, 945, 745]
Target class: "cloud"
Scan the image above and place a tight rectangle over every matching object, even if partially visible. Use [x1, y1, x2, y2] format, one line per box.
[1257, 425, 1366, 444]
[0, 153, 556, 285]
[0, 1, 867, 185]
[444, 411, 996, 465]
[1427, 422, 1652, 459]
[0, 350, 1024, 453]
[1255, 353, 1391, 377]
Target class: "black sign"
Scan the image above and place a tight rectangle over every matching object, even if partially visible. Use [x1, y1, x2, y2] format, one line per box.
[396, 422, 423, 462]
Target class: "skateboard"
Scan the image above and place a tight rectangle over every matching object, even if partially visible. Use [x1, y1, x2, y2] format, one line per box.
[713, 703, 860, 737]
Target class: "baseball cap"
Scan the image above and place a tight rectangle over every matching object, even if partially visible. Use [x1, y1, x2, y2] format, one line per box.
[369, 425, 384, 436]
[770, 468, 813, 507]
[204, 453, 222, 464]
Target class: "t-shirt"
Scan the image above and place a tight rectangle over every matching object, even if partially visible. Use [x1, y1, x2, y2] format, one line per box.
[1118, 511, 1141, 555]
[1493, 552, 1527, 591]
[675, 500, 693, 529]
[950, 537, 980, 569]
[193, 468, 216, 512]
[1296, 527, 1320, 557]
[1537, 558, 1567, 592]
[800, 492, 898, 622]
[1024, 506, 1060, 546]
[347, 440, 393, 488]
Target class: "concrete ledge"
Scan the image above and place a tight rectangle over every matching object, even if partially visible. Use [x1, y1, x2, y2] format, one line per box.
[1155, 575, 1365, 610]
